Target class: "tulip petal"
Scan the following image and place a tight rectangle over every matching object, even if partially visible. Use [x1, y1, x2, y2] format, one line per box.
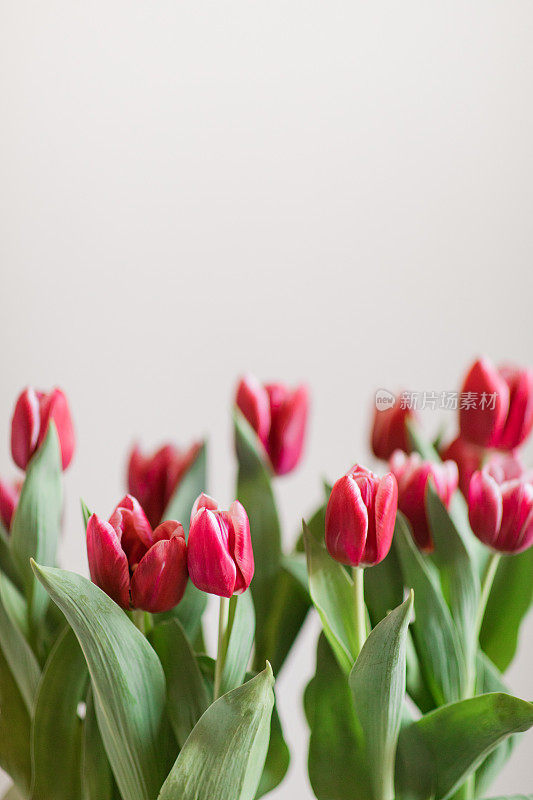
[459, 358, 509, 447]
[131, 531, 188, 613]
[86, 514, 130, 608]
[468, 471, 503, 548]
[363, 473, 398, 566]
[267, 385, 309, 476]
[0, 479, 20, 531]
[371, 400, 413, 461]
[497, 367, 533, 450]
[227, 501, 254, 593]
[11, 388, 41, 470]
[325, 475, 368, 566]
[110, 495, 153, 569]
[190, 492, 218, 521]
[188, 508, 237, 597]
[37, 388, 76, 470]
[499, 481, 533, 553]
[236, 374, 271, 446]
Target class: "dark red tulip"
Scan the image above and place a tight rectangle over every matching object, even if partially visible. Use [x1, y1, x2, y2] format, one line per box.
[188, 493, 254, 597]
[86, 495, 188, 613]
[325, 464, 398, 567]
[0, 478, 21, 532]
[371, 396, 416, 461]
[468, 468, 533, 554]
[127, 441, 202, 528]
[11, 387, 75, 471]
[441, 436, 524, 497]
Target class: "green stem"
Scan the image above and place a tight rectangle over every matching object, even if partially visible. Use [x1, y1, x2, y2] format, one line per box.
[213, 595, 238, 700]
[131, 609, 146, 635]
[352, 566, 367, 657]
[475, 552, 500, 643]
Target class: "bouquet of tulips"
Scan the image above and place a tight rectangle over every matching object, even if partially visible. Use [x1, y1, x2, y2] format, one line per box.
[0, 359, 532, 800]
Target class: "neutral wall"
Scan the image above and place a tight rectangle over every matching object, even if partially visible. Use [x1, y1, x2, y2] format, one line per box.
[1, 1, 532, 795]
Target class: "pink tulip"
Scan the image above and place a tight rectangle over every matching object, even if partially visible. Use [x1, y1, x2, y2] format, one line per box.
[127, 441, 202, 528]
[468, 468, 533, 554]
[441, 436, 524, 497]
[86, 495, 188, 613]
[0, 479, 21, 532]
[371, 397, 416, 461]
[325, 465, 398, 567]
[459, 358, 533, 450]
[389, 451, 458, 552]
[11, 387, 75, 471]
[187, 493, 254, 597]
[235, 374, 309, 475]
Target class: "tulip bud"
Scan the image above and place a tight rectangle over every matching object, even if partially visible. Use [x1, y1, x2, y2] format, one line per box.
[187, 493, 254, 597]
[235, 375, 309, 476]
[441, 436, 524, 497]
[389, 451, 458, 552]
[11, 387, 75, 471]
[86, 494, 188, 613]
[0, 478, 21, 532]
[325, 465, 398, 567]
[459, 358, 533, 450]
[127, 441, 202, 528]
[468, 469, 533, 554]
[371, 396, 415, 461]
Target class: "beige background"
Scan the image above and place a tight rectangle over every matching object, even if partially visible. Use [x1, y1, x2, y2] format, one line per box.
[1, 1, 532, 795]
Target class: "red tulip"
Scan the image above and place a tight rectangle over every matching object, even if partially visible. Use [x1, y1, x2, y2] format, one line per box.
[459, 358, 533, 450]
[236, 375, 309, 475]
[468, 468, 533, 554]
[187, 493, 254, 597]
[371, 397, 415, 461]
[0, 478, 21, 532]
[441, 436, 524, 497]
[390, 451, 458, 552]
[325, 465, 398, 567]
[127, 441, 202, 528]
[86, 494, 188, 613]
[11, 387, 75, 471]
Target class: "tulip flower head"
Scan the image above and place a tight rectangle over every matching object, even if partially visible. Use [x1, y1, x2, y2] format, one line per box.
[459, 358, 533, 450]
[390, 451, 458, 552]
[441, 436, 524, 497]
[0, 478, 21, 532]
[325, 464, 398, 567]
[468, 467, 533, 554]
[86, 495, 188, 613]
[236, 374, 309, 475]
[127, 441, 202, 528]
[371, 396, 416, 461]
[11, 387, 75, 471]
[188, 493, 254, 597]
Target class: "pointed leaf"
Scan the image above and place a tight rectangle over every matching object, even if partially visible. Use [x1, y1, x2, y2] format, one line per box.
[31, 626, 88, 800]
[81, 687, 115, 800]
[255, 706, 289, 799]
[31, 562, 173, 800]
[158, 665, 275, 800]
[0, 574, 41, 712]
[364, 541, 404, 627]
[11, 426, 62, 628]
[156, 579, 207, 645]
[80, 500, 92, 530]
[220, 591, 255, 696]
[396, 693, 533, 800]
[349, 593, 413, 800]
[0, 645, 32, 797]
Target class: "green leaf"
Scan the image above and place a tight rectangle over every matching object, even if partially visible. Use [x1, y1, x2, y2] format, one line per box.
[0, 573, 41, 712]
[364, 541, 404, 627]
[306, 634, 371, 800]
[0, 522, 23, 591]
[235, 409, 282, 669]
[81, 687, 115, 800]
[150, 618, 210, 749]
[349, 593, 413, 800]
[31, 562, 173, 800]
[482, 796, 533, 799]
[220, 591, 255, 696]
[303, 521, 358, 674]
[163, 442, 207, 536]
[11, 425, 62, 629]
[480, 547, 533, 673]
[156, 579, 207, 644]
[158, 665, 275, 800]
[255, 706, 289, 799]
[0, 645, 32, 797]
[395, 513, 466, 704]
[31, 626, 88, 800]
[80, 500, 92, 530]
[395, 693, 533, 800]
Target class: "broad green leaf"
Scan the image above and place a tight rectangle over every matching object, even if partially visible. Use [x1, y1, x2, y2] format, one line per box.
[31, 626, 87, 800]
[163, 442, 207, 536]
[31, 563, 173, 800]
[395, 513, 466, 704]
[255, 706, 289, 799]
[81, 687, 115, 800]
[0, 574, 41, 712]
[0, 522, 23, 591]
[395, 693, 533, 800]
[0, 646, 32, 797]
[235, 410, 282, 669]
[150, 618, 209, 748]
[406, 629, 436, 714]
[480, 547, 533, 673]
[306, 634, 370, 800]
[156, 579, 207, 645]
[349, 593, 413, 800]
[220, 591, 255, 696]
[426, 483, 479, 679]
[158, 665, 275, 800]
[11, 426, 62, 628]
[364, 541, 404, 627]
[303, 522, 358, 674]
